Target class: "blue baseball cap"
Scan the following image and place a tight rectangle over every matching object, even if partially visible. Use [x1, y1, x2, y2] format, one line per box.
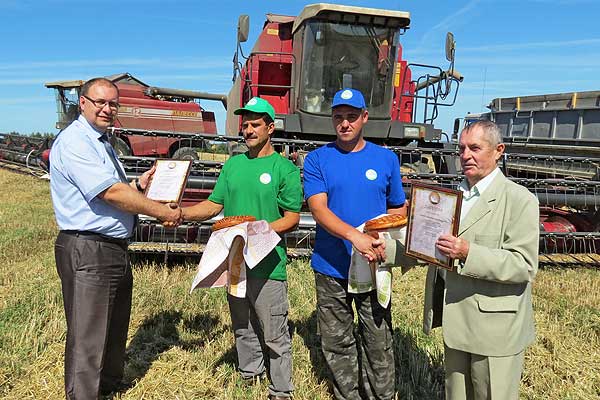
[332, 88, 366, 109]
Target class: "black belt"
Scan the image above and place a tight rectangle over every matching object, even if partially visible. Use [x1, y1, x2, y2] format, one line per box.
[60, 230, 129, 248]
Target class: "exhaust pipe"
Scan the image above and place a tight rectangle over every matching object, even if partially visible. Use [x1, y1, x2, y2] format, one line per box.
[145, 86, 227, 109]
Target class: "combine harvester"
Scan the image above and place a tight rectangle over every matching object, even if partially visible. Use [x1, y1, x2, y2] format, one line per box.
[1, 3, 597, 264]
[464, 92, 600, 264]
[1, 72, 224, 173]
[124, 3, 599, 265]
[119, 3, 465, 257]
[44, 73, 224, 160]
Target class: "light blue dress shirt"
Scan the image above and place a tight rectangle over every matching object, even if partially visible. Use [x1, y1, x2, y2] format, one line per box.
[49, 116, 134, 238]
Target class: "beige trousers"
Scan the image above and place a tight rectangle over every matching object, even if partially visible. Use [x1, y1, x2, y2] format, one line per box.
[444, 345, 525, 400]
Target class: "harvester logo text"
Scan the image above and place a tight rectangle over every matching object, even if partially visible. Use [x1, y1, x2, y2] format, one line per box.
[172, 110, 199, 117]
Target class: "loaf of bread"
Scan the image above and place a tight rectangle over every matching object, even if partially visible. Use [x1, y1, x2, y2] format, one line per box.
[211, 215, 256, 231]
[364, 214, 407, 232]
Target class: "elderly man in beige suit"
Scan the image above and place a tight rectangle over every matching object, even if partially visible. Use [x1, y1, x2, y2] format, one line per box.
[380, 120, 539, 399]
[430, 120, 539, 399]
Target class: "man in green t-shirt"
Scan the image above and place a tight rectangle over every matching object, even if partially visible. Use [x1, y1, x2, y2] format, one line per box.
[182, 97, 302, 400]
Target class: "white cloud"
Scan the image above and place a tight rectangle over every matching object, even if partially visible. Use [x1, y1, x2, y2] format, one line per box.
[0, 77, 80, 85]
[0, 0, 24, 10]
[0, 96, 51, 105]
[462, 79, 596, 88]
[526, 0, 597, 4]
[0, 57, 230, 72]
[457, 54, 600, 67]
[461, 38, 600, 52]
[419, 0, 482, 47]
[0, 72, 233, 88]
[139, 73, 232, 82]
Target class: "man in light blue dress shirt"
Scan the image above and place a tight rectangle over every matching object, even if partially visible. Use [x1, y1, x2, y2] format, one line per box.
[50, 77, 182, 399]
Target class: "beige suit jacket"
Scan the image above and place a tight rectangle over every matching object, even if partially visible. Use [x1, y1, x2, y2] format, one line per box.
[422, 172, 539, 357]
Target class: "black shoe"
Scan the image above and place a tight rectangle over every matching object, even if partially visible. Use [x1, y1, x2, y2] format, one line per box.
[268, 395, 291, 400]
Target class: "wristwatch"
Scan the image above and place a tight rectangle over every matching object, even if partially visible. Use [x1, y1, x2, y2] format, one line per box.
[135, 179, 144, 192]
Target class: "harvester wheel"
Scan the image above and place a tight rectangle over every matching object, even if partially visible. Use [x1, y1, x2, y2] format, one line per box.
[172, 146, 199, 161]
[113, 137, 132, 157]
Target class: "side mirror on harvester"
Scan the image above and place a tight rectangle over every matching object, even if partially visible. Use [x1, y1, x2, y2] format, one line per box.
[238, 15, 249, 43]
[445, 32, 455, 63]
[452, 118, 463, 143]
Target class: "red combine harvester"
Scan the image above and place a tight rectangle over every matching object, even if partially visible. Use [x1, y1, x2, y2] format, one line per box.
[122, 3, 464, 257]
[0, 73, 226, 175]
[126, 3, 597, 264]
[225, 5, 461, 157]
[44, 73, 225, 160]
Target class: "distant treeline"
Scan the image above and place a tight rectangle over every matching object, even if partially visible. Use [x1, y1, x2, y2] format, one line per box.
[6, 131, 55, 139]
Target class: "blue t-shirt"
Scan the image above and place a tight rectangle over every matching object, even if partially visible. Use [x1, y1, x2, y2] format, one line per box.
[303, 141, 405, 278]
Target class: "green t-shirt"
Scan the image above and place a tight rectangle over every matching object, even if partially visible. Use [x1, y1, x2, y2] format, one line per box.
[208, 152, 302, 280]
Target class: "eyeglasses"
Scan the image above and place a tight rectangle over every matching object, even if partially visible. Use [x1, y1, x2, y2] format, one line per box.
[83, 95, 120, 110]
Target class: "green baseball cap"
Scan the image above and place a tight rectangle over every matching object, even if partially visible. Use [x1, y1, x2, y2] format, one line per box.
[233, 97, 275, 121]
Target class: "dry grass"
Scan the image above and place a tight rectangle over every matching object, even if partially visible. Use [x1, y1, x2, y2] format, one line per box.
[198, 151, 229, 162]
[0, 168, 598, 399]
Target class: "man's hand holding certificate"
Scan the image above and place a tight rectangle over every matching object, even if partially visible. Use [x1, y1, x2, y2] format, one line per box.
[145, 159, 192, 204]
[405, 183, 462, 270]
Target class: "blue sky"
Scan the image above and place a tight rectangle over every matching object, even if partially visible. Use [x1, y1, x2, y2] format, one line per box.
[1, 0, 599, 137]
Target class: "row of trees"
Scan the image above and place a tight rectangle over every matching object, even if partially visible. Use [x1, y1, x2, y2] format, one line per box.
[6, 131, 55, 138]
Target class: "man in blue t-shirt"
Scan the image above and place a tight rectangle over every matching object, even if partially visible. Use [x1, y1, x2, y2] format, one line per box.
[303, 88, 406, 400]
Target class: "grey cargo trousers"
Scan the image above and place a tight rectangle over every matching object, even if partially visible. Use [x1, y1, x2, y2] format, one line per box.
[315, 271, 395, 400]
[227, 277, 294, 397]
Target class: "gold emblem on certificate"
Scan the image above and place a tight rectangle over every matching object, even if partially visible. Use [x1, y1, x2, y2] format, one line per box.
[144, 159, 192, 204]
[405, 183, 462, 270]
[428, 191, 441, 204]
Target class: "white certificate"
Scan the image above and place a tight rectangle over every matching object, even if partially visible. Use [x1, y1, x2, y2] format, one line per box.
[145, 159, 192, 203]
[405, 183, 462, 270]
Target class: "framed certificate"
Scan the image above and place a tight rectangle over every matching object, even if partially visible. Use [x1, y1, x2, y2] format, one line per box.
[405, 183, 462, 270]
[144, 159, 192, 204]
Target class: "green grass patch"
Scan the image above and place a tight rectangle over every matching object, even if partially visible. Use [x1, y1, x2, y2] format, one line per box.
[0, 169, 598, 399]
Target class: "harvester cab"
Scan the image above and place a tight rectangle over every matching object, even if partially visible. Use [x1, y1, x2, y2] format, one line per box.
[227, 3, 462, 150]
[45, 80, 84, 130]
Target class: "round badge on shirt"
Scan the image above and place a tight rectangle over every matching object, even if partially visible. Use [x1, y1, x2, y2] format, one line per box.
[260, 173, 272, 184]
[365, 169, 377, 180]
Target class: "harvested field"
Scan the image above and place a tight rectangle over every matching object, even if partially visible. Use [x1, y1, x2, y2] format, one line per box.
[198, 151, 229, 162]
[0, 169, 598, 399]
